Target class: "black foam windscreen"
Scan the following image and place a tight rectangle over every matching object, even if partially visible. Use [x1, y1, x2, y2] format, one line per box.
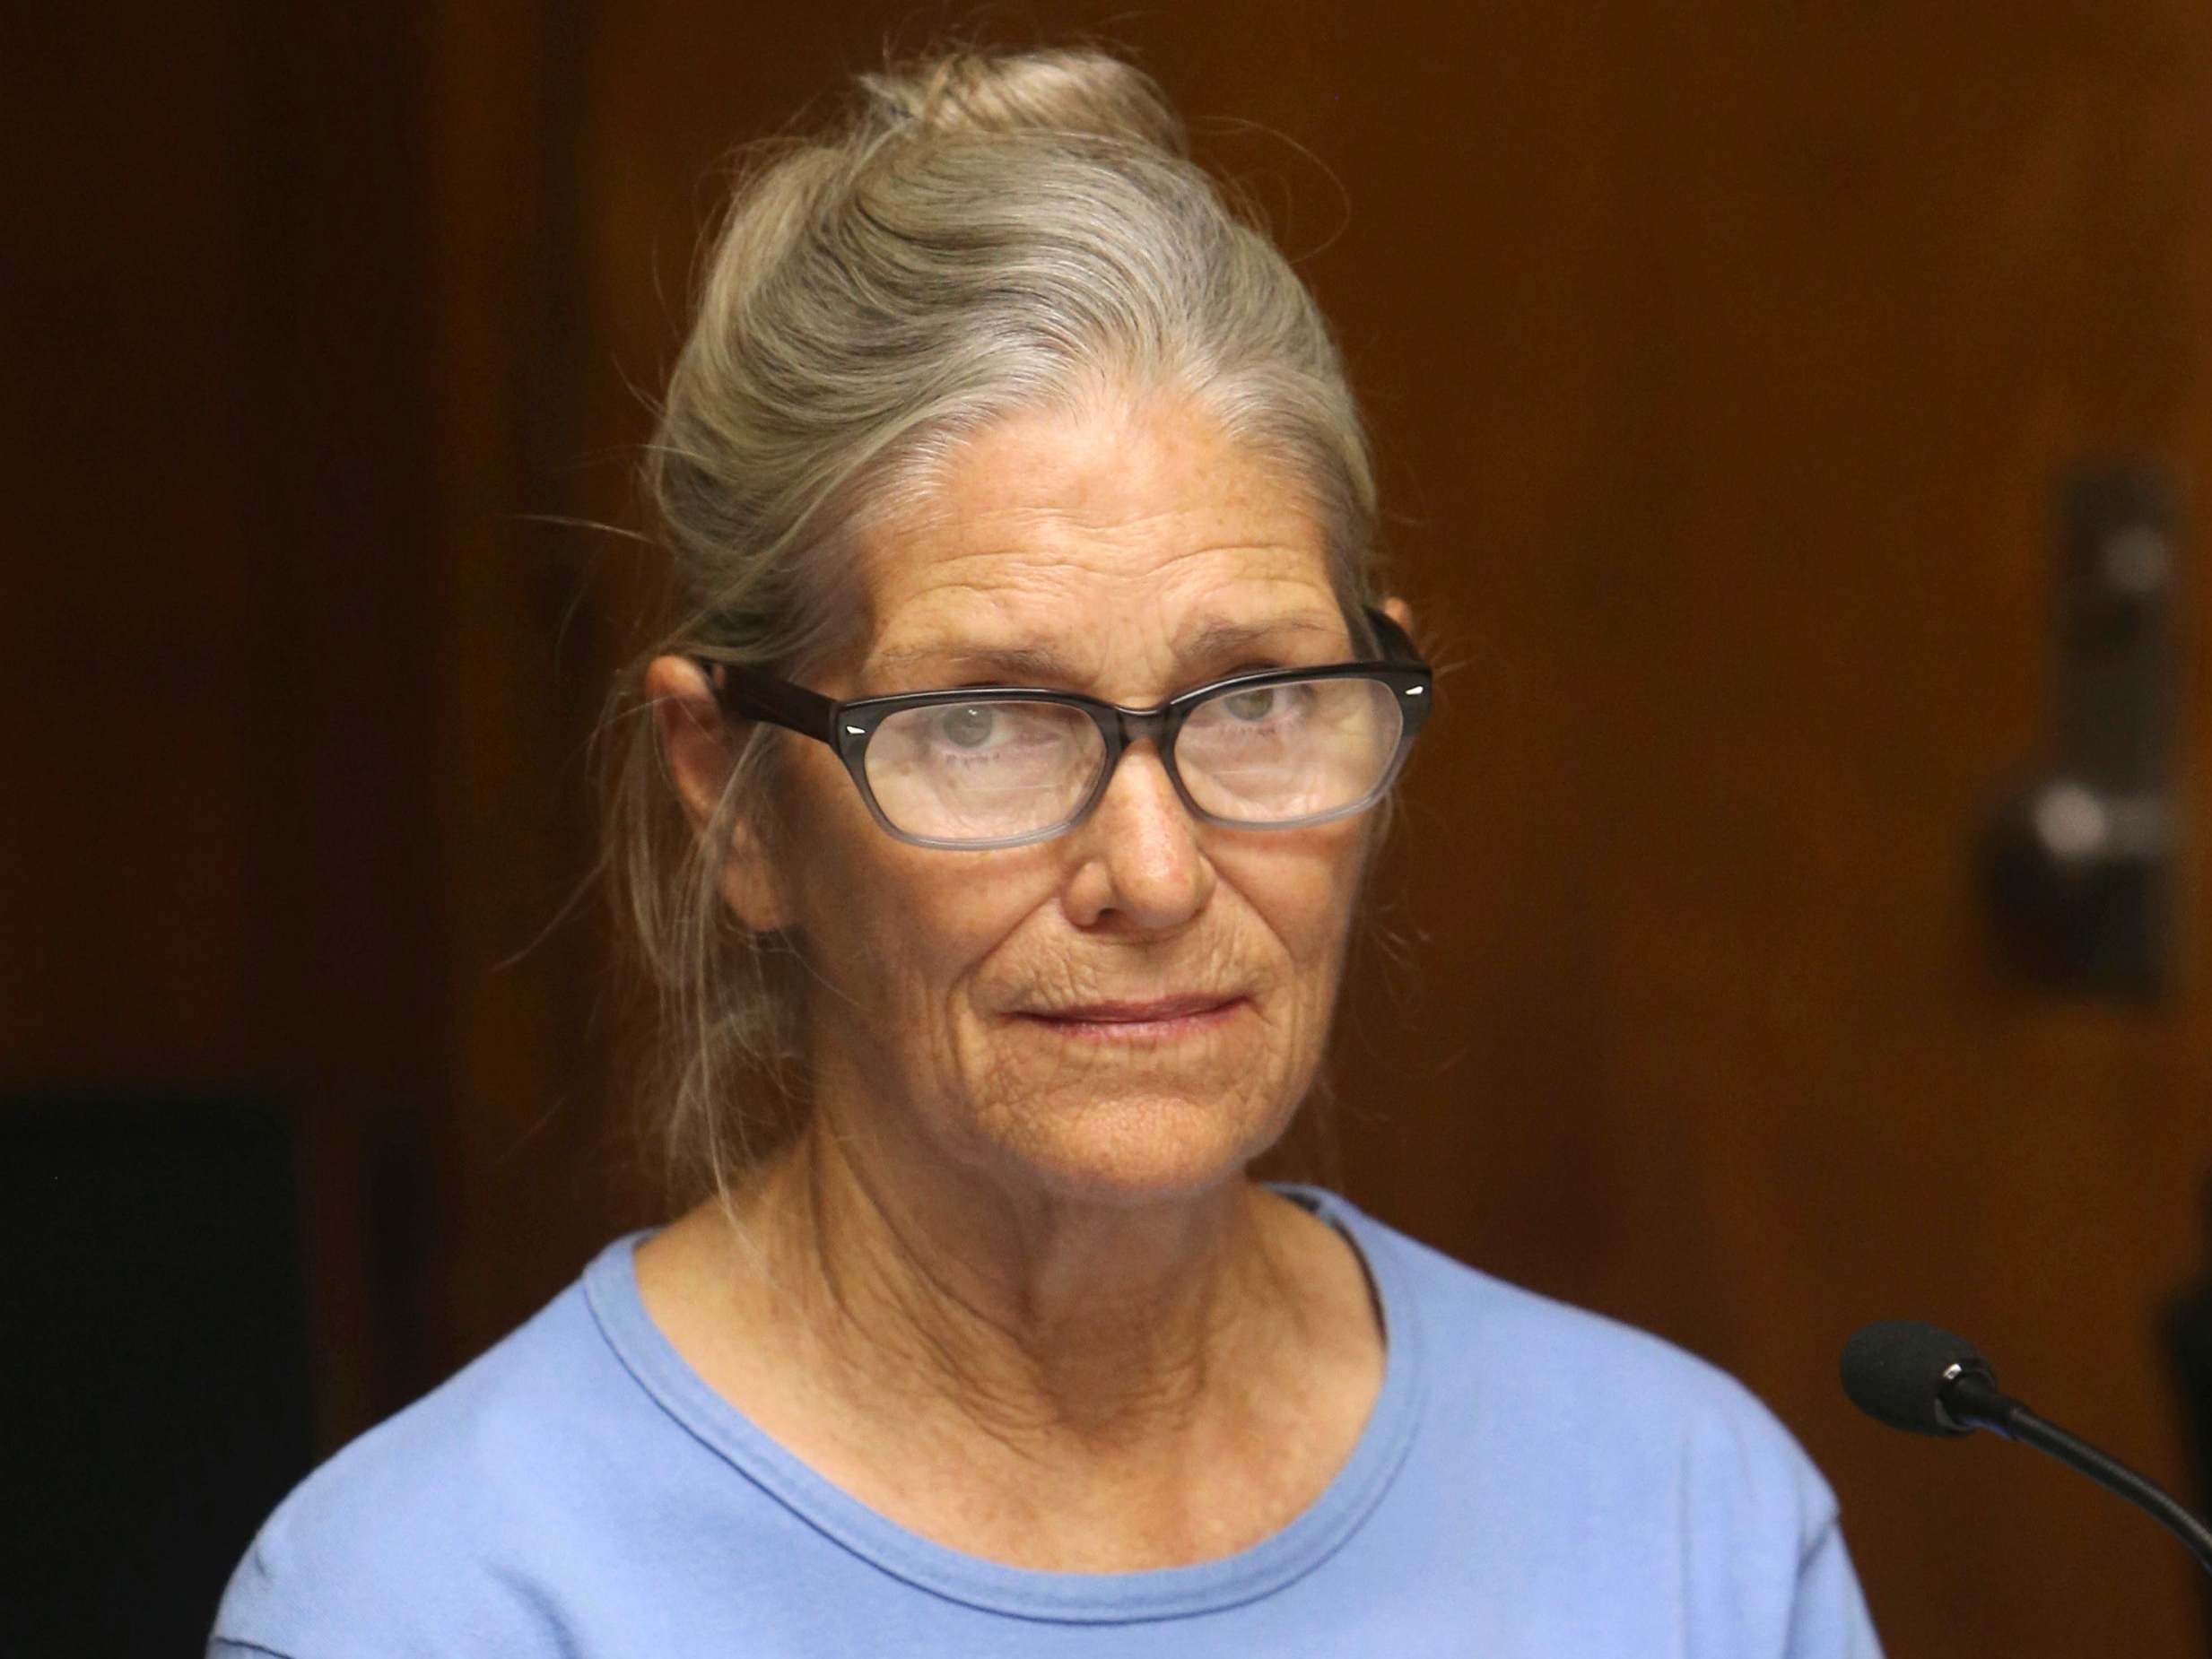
[1841, 1319, 1988, 1437]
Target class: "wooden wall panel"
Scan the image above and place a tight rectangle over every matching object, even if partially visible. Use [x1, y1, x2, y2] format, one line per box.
[1, 9, 254, 1083]
[412, 0, 645, 1377]
[1299, 6, 2212, 1652]
[222, 0, 452, 1442]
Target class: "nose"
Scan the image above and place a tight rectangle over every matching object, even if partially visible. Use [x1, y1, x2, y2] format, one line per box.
[1060, 743, 1216, 932]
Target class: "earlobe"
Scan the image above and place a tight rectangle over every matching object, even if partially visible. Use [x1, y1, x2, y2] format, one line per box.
[646, 654, 792, 934]
[716, 818, 792, 935]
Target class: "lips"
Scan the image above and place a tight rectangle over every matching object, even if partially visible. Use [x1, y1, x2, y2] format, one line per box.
[1023, 994, 1242, 1024]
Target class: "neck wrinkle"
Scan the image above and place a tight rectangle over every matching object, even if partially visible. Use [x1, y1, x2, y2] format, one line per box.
[754, 1117, 1295, 1456]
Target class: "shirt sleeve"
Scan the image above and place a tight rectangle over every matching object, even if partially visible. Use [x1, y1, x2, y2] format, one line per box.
[1787, 1515, 1885, 1658]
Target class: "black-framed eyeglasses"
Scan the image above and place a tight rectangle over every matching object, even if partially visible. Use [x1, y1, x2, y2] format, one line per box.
[694, 606, 1433, 850]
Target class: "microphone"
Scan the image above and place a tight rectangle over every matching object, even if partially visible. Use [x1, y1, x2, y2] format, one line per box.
[1841, 1319, 2212, 1577]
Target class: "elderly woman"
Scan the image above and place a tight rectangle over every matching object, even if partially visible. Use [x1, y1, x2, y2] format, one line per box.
[213, 48, 1881, 1657]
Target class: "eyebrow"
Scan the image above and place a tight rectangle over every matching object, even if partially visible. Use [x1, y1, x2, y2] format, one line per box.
[866, 616, 1346, 688]
[866, 641, 1078, 686]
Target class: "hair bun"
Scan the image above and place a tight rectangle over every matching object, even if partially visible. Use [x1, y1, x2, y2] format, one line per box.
[858, 48, 1187, 155]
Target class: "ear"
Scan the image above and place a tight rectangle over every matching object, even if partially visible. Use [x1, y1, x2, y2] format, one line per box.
[645, 654, 792, 934]
[1380, 595, 1415, 637]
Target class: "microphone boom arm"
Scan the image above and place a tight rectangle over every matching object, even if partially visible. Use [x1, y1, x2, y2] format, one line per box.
[1944, 1367, 2212, 1577]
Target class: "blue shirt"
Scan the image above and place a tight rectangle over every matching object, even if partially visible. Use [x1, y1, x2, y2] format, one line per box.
[211, 1188, 1883, 1655]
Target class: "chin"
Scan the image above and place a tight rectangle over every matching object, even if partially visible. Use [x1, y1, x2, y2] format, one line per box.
[980, 1088, 1295, 1210]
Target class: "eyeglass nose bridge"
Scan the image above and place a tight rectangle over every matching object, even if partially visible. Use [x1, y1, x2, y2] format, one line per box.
[1067, 699, 1202, 830]
[1103, 700, 1179, 749]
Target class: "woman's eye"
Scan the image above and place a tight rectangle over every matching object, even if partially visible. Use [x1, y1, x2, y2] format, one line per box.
[937, 705, 997, 748]
[1222, 688, 1278, 722]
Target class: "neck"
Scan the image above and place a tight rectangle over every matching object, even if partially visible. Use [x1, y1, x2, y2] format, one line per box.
[742, 1116, 1302, 1452]
[638, 1083, 1389, 1569]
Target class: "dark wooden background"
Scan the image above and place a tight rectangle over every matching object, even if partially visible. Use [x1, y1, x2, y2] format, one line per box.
[8, 4, 2209, 1654]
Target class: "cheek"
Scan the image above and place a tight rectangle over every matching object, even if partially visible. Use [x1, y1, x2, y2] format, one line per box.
[780, 748, 1048, 1017]
[1223, 825, 1370, 980]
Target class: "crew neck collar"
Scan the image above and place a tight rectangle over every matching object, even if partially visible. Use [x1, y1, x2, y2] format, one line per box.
[582, 1185, 1425, 1625]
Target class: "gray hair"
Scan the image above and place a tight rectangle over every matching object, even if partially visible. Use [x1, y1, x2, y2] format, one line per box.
[606, 46, 1385, 1201]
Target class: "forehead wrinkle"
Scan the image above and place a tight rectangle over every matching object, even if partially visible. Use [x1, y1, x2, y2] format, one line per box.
[878, 533, 1330, 618]
[871, 566, 1339, 659]
[849, 405, 1342, 691]
[860, 606, 1351, 702]
[862, 537, 1329, 659]
[879, 522, 1321, 597]
[866, 638, 1084, 685]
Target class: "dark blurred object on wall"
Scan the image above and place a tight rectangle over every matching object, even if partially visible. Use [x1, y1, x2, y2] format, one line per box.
[3, 1097, 315, 1655]
[1982, 462, 2182, 1001]
[2170, 1177, 2212, 1655]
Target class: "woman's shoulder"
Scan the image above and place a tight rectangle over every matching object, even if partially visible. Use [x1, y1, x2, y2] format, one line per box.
[210, 1238, 657, 1656]
[1302, 1188, 1840, 1529]
[1290, 1189, 1879, 1653]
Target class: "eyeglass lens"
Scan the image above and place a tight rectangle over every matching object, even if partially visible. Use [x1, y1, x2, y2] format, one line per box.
[859, 677, 1406, 844]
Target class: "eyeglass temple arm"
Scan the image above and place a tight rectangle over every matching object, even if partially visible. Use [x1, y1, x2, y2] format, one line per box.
[1363, 604, 1424, 666]
[694, 658, 840, 744]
